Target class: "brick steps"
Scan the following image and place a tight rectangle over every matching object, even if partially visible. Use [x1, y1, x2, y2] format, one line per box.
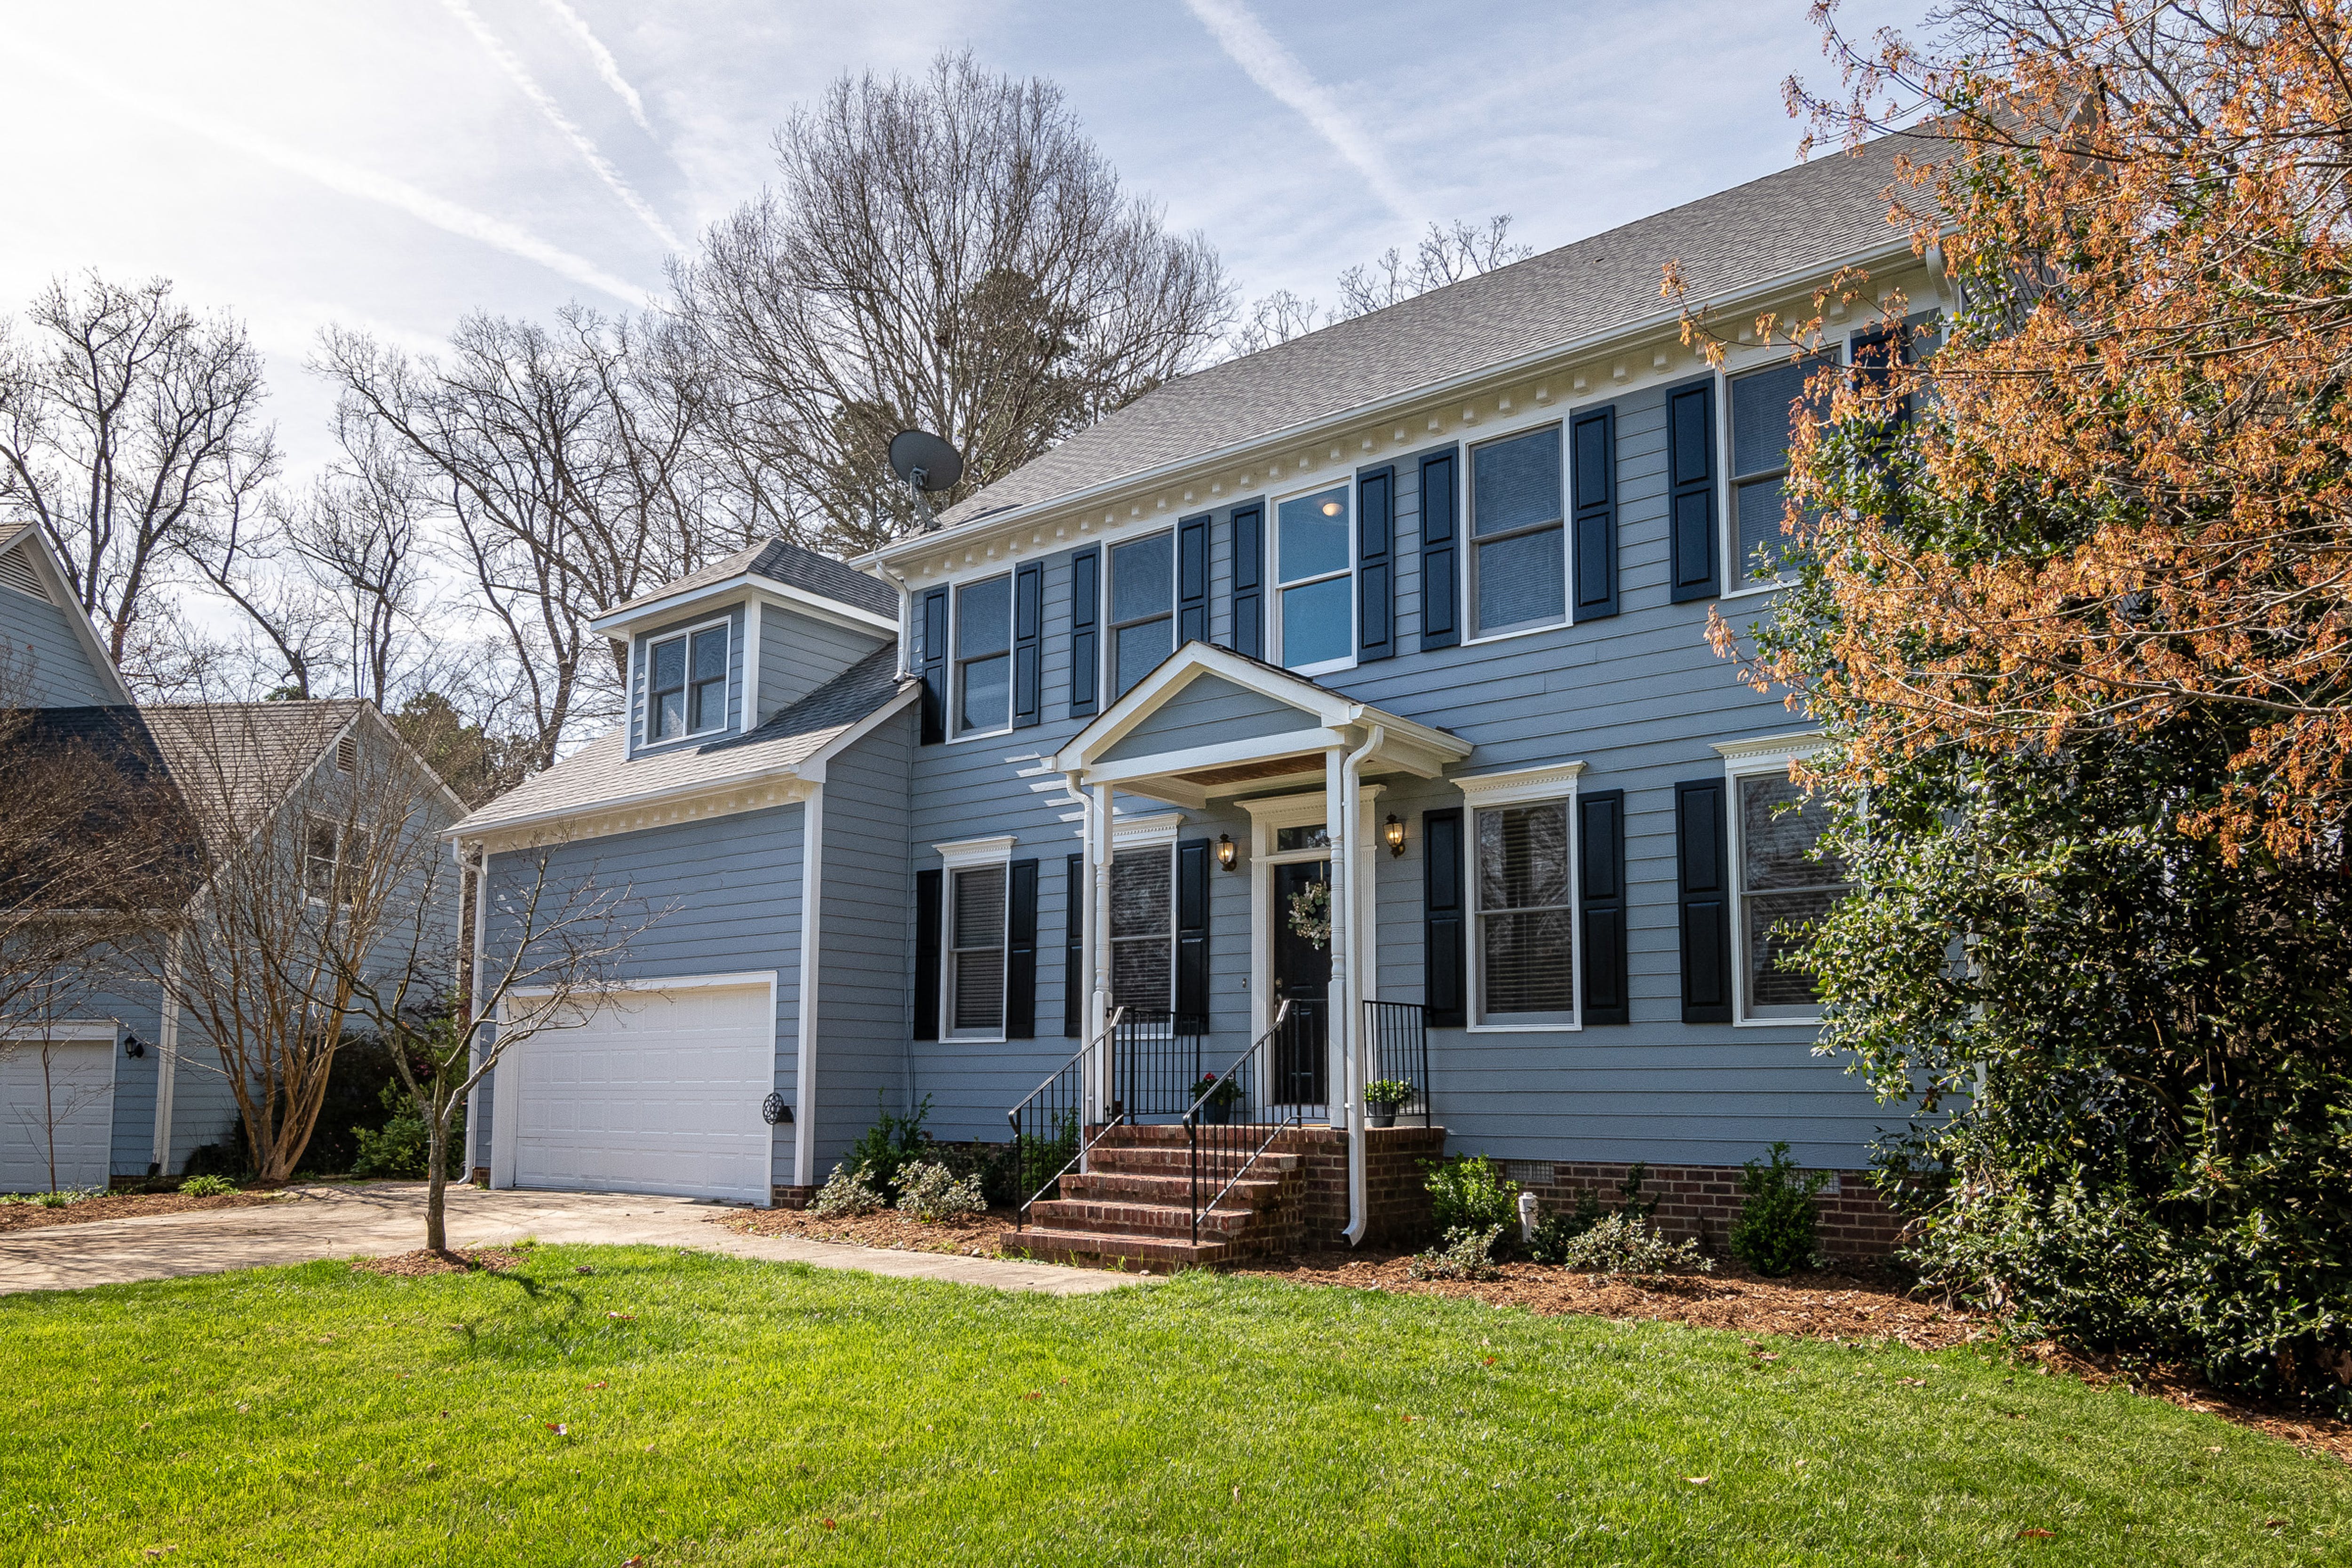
[1002, 1122, 1310, 1269]
[997, 1226, 1235, 1269]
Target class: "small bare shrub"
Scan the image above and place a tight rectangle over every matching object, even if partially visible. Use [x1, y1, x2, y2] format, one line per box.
[810, 1162, 885, 1218]
[1407, 1225, 1503, 1281]
[893, 1160, 987, 1222]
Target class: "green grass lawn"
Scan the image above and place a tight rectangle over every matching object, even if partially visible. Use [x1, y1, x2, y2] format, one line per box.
[2, 1246, 2345, 1566]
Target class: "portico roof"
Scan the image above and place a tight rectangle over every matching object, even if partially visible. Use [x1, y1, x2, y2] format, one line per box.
[1052, 642, 1470, 807]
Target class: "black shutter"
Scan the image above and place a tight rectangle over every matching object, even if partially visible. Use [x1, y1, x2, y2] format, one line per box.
[1006, 858, 1038, 1038]
[1228, 503, 1264, 659]
[1571, 408, 1618, 620]
[1063, 853, 1085, 1038]
[1423, 807, 1465, 1026]
[1357, 466, 1394, 661]
[918, 588, 948, 745]
[1676, 779, 1732, 1023]
[1012, 562, 1043, 728]
[1177, 513, 1209, 646]
[1418, 450, 1459, 650]
[913, 867, 942, 1040]
[1068, 546, 1100, 718]
[1579, 789, 1629, 1025]
[1668, 383, 1718, 603]
[1176, 837, 1211, 1031]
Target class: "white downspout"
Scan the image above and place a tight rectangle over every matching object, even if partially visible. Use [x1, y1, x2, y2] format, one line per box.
[149, 930, 183, 1174]
[793, 779, 826, 1194]
[1340, 724, 1385, 1247]
[892, 576, 914, 678]
[1089, 781, 1114, 1137]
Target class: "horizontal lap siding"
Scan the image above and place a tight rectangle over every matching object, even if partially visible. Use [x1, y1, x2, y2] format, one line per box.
[0, 589, 118, 706]
[1097, 677, 1312, 763]
[476, 802, 804, 1179]
[814, 712, 914, 1176]
[760, 606, 888, 720]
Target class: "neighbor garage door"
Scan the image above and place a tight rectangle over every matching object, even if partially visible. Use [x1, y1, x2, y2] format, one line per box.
[0, 1038, 114, 1194]
[501, 982, 774, 1205]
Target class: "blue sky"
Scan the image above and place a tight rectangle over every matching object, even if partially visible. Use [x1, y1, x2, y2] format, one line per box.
[0, 0, 1920, 475]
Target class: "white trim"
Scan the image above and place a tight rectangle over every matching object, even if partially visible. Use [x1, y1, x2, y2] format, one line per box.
[1268, 477, 1356, 678]
[489, 970, 780, 1204]
[1712, 732, 1827, 776]
[1461, 769, 1583, 1034]
[1720, 338, 1848, 597]
[793, 783, 823, 1187]
[0, 1020, 119, 1042]
[151, 930, 182, 1171]
[1103, 527, 1177, 706]
[637, 614, 734, 752]
[741, 598, 764, 725]
[948, 570, 1016, 742]
[1461, 619, 1570, 652]
[1111, 811, 1185, 849]
[591, 572, 898, 640]
[932, 834, 1017, 868]
[1717, 735, 1840, 1028]
[1085, 727, 1344, 788]
[1463, 419, 1572, 642]
[1453, 760, 1588, 805]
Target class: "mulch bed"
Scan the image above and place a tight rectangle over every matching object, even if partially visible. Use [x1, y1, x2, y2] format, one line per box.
[715, 1204, 1007, 1257]
[352, 1247, 525, 1278]
[0, 1191, 286, 1233]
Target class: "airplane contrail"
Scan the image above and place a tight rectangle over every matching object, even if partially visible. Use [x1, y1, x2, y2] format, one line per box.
[536, 0, 654, 137]
[440, 0, 683, 253]
[4, 37, 651, 305]
[1182, 0, 1419, 226]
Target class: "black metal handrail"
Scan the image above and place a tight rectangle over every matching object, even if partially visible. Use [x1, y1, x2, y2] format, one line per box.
[1182, 1000, 1302, 1243]
[1006, 1005, 1124, 1229]
[1110, 1008, 1209, 1120]
[1362, 1000, 1431, 1126]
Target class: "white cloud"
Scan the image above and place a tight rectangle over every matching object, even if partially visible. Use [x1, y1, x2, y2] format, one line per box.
[1179, 0, 1419, 225]
[4, 34, 654, 307]
[537, 0, 656, 137]
[438, 0, 684, 253]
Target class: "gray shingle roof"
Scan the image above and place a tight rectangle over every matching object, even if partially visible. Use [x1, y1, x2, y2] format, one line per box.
[604, 538, 898, 621]
[141, 700, 367, 855]
[935, 133, 1931, 529]
[453, 646, 915, 837]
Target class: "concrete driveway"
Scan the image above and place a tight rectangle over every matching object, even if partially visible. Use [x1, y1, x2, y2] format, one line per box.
[0, 1183, 1138, 1298]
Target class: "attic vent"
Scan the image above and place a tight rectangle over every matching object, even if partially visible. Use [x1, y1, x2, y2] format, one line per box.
[335, 732, 358, 773]
[0, 544, 46, 602]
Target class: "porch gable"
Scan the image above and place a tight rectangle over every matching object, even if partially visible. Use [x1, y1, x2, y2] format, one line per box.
[1095, 674, 1319, 767]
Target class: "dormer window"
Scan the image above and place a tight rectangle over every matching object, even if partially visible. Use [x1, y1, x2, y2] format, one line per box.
[647, 623, 729, 745]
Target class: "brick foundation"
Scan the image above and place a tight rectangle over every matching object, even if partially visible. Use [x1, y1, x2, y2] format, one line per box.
[771, 1184, 816, 1210]
[1515, 1161, 1903, 1259]
[1291, 1124, 1449, 1248]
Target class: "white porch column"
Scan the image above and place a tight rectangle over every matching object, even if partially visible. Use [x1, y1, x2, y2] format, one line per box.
[1089, 782, 1114, 1127]
[1322, 747, 1348, 1128]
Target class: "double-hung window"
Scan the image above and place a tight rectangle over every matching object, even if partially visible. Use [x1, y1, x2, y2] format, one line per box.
[1274, 484, 1352, 671]
[1733, 770, 1850, 1021]
[1727, 350, 1835, 587]
[1109, 533, 1173, 699]
[1473, 800, 1575, 1026]
[948, 862, 1009, 1036]
[1468, 424, 1566, 638]
[304, 819, 368, 906]
[646, 623, 728, 745]
[954, 574, 1012, 736]
[1109, 845, 1173, 1013]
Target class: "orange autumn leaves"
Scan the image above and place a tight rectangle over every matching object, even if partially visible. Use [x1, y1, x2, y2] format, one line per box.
[1726, 2, 2352, 862]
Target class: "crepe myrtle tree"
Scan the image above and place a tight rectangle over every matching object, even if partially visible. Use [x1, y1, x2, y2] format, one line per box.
[326, 839, 663, 1255]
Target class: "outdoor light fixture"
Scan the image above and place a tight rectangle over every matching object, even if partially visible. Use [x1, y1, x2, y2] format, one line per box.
[1217, 833, 1237, 871]
[1384, 815, 1406, 857]
[122, 1033, 146, 1059]
[761, 1091, 793, 1125]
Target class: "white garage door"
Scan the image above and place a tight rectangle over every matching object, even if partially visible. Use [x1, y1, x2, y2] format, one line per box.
[502, 982, 774, 1205]
[1, 1039, 114, 1194]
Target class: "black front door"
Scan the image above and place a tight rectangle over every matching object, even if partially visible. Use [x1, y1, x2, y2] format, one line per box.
[1271, 860, 1330, 1106]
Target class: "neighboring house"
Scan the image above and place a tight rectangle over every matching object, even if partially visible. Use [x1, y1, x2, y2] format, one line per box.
[453, 134, 1938, 1260]
[0, 523, 464, 1190]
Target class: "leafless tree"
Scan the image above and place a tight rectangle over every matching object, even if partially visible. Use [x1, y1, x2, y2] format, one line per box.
[0, 273, 278, 668]
[314, 306, 740, 769]
[1228, 289, 1327, 355]
[1334, 216, 1534, 318]
[670, 49, 1233, 554]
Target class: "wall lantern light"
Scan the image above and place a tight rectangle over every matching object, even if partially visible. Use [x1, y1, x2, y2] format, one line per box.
[1383, 815, 1406, 857]
[1216, 833, 1238, 871]
[122, 1033, 146, 1059]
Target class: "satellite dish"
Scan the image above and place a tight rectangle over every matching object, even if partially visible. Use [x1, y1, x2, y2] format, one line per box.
[889, 429, 965, 493]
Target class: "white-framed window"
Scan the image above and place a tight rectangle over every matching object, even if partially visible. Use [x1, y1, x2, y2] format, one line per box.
[953, 573, 1012, 738]
[1273, 482, 1352, 673]
[1454, 762, 1584, 1031]
[644, 620, 729, 745]
[1725, 348, 1836, 591]
[1109, 844, 1174, 1014]
[1108, 532, 1174, 700]
[1717, 737, 1847, 1023]
[934, 835, 1015, 1040]
[303, 818, 369, 906]
[1467, 422, 1566, 639]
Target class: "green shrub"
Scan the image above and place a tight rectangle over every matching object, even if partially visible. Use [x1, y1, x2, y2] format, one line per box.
[1549, 1213, 1714, 1277]
[1012, 1112, 1079, 1204]
[350, 1084, 467, 1180]
[811, 1162, 885, 1218]
[1729, 1142, 1828, 1277]
[1364, 1078, 1414, 1109]
[1407, 1225, 1503, 1281]
[1528, 1164, 1653, 1264]
[894, 1161, 987, 1221]
[845, 1094, 934, 1202]
[180, 1139, 251, 1181]
[177, 1175, 238, 1197]
[1423, 1154, 1518, 1242]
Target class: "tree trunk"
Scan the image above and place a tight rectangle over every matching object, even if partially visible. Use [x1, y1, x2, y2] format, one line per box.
[425, 1106, 448, 1253]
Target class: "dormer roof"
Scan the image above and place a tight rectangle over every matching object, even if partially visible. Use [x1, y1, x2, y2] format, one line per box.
[592, 539, 899, 638]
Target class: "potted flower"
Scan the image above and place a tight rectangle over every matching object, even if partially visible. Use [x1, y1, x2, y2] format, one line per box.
[1364, 1079, 1414, 1129]
[1192, 1072, 1244, 1124]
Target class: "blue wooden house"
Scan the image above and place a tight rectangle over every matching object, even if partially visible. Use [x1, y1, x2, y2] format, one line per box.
[455, 136, 1939, 1261]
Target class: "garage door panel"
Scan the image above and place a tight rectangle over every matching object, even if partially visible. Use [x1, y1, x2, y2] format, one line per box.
[507, 983, 772, 1204]
[1, 1041, 114, 1193]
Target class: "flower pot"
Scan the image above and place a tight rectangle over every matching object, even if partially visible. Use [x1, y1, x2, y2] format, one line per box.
[1199, 1099, 1237, 1125]
[1367, 1106, 1397, 1129]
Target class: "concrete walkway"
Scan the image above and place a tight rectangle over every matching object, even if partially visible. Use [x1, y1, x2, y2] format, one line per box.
[0, 1183, 1145, 1298]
